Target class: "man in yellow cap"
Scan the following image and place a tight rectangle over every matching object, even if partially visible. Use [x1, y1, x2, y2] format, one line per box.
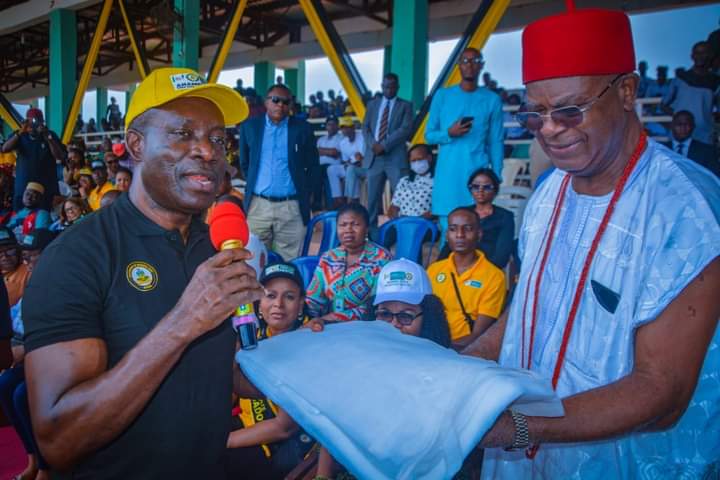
[6, 181, 51, 238]
[466, 3, 720, 478]
[22, 68, 264, 479]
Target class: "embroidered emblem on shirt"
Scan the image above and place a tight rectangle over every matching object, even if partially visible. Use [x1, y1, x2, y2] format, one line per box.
[436, 273, 446, 283]
[126, 262, 158, 292]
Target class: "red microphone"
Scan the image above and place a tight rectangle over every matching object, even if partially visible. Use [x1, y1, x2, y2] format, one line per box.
[207, 200, 258, 350]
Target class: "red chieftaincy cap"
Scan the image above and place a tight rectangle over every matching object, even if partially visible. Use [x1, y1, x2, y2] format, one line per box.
[207, 200, 250, 250]
[522, 0, 636, 84]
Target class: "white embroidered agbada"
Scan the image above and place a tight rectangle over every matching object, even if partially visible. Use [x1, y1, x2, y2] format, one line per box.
[482, 141, 720, 479]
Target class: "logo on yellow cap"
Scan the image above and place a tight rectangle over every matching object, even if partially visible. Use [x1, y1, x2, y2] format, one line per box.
[170, 73, 205, 91]
[127, 261, 158, 292]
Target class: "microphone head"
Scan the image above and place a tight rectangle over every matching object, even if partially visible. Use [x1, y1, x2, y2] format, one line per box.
[208, 200, 250, 250]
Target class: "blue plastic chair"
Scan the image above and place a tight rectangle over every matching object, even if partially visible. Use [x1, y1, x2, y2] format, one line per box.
[301, 211, 339, 257]
[291, 255, 320, 288]
[267, 250, 284, 265]
[378, 217, 439, 266]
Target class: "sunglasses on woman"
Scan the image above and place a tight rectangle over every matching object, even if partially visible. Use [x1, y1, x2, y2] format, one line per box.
[375, 309, 422, 326]
[267, 96, 291, 106]
[515, 74, 623, 132]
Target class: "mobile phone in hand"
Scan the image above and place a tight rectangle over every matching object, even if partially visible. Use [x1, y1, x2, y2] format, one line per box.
[461, 116, 474, 126]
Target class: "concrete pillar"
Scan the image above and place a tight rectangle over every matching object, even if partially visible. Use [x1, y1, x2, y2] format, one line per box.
[390, 0, 428, 111]
[254, 61, 275, 96]
[48, 9, 77, 135]
[96, 87, 108, 130]
[383, 45, 393, 77]
[173, 0, 199, 70]
[284, 60, 305, 103]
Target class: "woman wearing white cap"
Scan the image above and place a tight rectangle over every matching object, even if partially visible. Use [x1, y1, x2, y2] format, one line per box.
[372, 258, 450, 347]
[315, 258, 456, 479]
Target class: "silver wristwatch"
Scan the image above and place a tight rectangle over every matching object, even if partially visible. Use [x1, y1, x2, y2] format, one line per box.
[507, 410, 530, 450]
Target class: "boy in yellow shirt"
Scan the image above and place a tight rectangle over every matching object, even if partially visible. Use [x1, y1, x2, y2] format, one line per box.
[427, 207, 506, 349]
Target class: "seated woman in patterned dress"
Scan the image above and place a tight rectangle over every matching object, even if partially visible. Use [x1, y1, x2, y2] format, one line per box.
[306, 203, 391, 323]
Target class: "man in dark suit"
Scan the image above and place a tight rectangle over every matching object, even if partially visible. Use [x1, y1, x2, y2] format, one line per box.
[664, 110, 719, 177]
[238, 84, 318, 260]
[361, 73, 413, 236]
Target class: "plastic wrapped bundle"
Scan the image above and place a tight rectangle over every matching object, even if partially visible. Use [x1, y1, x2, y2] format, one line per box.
[236, 321, 563, 480]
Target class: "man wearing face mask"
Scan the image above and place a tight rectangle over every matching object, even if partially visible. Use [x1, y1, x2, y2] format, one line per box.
[387, 144, 434, 220]
[1, 108, 64, 211]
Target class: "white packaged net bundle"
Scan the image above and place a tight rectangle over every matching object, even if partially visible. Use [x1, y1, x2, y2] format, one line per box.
[236, 321, 563, 479]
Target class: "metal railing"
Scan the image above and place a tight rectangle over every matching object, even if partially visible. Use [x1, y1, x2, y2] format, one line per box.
[71, 97, 672, 148]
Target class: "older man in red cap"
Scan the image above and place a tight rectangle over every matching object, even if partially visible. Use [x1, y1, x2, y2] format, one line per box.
[466, 2, 720, 477]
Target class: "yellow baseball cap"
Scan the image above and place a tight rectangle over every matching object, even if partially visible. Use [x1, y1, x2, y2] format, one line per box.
[339, 116, 354, 128]
[125, 67, 249, 130]
[25, 182, 45, 194]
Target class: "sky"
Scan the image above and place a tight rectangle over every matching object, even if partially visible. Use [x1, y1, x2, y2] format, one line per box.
[13, 2, 718, 120]
[216, 2, 720, 104]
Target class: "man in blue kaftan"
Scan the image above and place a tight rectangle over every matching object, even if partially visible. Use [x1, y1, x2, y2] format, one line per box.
[426, 48, 504, 237]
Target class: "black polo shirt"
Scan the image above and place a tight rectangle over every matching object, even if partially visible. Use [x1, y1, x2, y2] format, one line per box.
[23, 193, 235, 479]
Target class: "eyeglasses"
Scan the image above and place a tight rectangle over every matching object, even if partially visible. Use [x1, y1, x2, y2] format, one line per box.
[515, 74, 624, 132]
[375, 309, 422, 326]
[458, 57, 483, 65]
[0, 248, 17, 258]
[468, 183, 495, 193]
[267, 96, 291, 106]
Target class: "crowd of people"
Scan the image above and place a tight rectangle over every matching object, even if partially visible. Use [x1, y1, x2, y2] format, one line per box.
[0, 5, 718, 480]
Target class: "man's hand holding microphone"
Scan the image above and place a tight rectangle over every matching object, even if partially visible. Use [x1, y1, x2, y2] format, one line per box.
[167, 198, 264, 347]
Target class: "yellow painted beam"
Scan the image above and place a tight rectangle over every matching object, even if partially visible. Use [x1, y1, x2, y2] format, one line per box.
[0, 103, 20, 132]
[298, 0, 365, 121]
[411, 0, 510, 145]
[62, 0, 114, 144]
[208, 0, 247, 83]
[118, 0, 147, 79]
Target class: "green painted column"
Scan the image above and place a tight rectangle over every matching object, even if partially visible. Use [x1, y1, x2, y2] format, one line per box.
[173, 0, 199, 70]
[126, 84, 136, 113]
[49, 9, 77, 135]
[390, 0, 428, 111]
[43, 96, 50, 125]
[284, 60, 305, 102]
[383, 45, 393, 76]
[96, 87, 108, 130]
[1, 120, 12, 139]
[254, 61, 275, 96]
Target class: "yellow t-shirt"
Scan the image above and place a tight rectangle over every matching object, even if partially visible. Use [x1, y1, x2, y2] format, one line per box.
[427, 250, 506, 340]
[88, 182, 114, 211]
